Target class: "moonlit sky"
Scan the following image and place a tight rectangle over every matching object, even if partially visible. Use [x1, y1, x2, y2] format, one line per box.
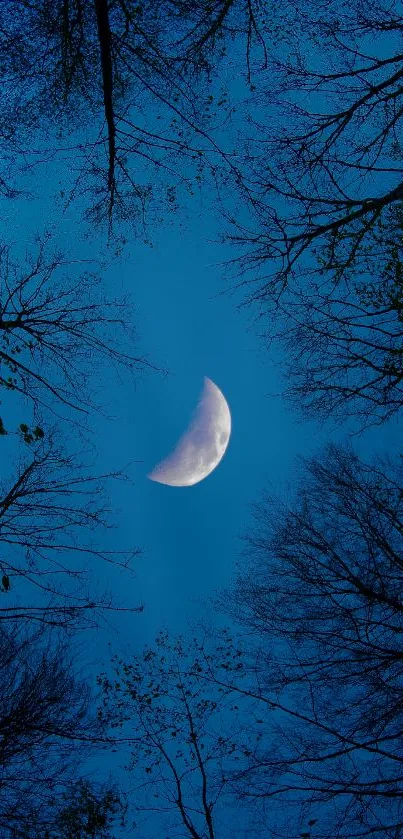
[3, 139, 401, 643]
[2, 24, 402, 833]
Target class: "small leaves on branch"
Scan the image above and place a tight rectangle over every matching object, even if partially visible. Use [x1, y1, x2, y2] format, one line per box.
[19, 423, 45, 445]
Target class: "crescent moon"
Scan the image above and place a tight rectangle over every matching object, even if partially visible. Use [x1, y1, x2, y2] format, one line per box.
[148, 377, 231, 487]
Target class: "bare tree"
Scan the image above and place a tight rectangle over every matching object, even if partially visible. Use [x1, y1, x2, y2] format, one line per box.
[227, 0, 403, 301]
[211, 443, 403, 839]
[98, 630, 262, 838]
[0, 432, 143, 629]
[0, 236, 146, 419]
[0, 621, 125, 838]
[0, 0, 268, 232]
[272, 202, 403, 426]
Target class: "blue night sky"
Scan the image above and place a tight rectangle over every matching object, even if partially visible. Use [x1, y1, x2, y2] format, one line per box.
[2, 9, 402, 834]
[4, 147, 401, 648]
[3, 174, 326, 642]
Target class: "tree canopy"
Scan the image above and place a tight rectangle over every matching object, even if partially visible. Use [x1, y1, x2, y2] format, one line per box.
[0, 433, 143, 628]
[0, 0, 269, 231]
[0, 622, 125, 838]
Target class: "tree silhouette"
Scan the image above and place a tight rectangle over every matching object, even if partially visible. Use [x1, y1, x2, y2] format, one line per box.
[274, 202, 403, 425]
[0, 236, 145, 418]
[0, 621, 124, 838]
[0, 0, 268, 231]
[98, 630, 263, 838]
[96, 440, 403, 837]
[0, 433, 142, 629]
[228, 0, 403, 302]
[47, 779, 126, 839]
[213, 443, 403, 839]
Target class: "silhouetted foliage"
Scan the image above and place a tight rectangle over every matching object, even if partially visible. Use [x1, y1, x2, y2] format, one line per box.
[214, 443, 403, 839]
[98, 630, 263, 838]
[271, 204, 403, 426]
[230, 0, 403, 295]
[0, 433, 142, 629]
[0, 236, 145, 418]
[0, 0, 269, 232]
[96, 442, 403, 838]
[46, 779, 126, 839]
[220, 0, 403, 422]
[0, 622, 123, 838]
